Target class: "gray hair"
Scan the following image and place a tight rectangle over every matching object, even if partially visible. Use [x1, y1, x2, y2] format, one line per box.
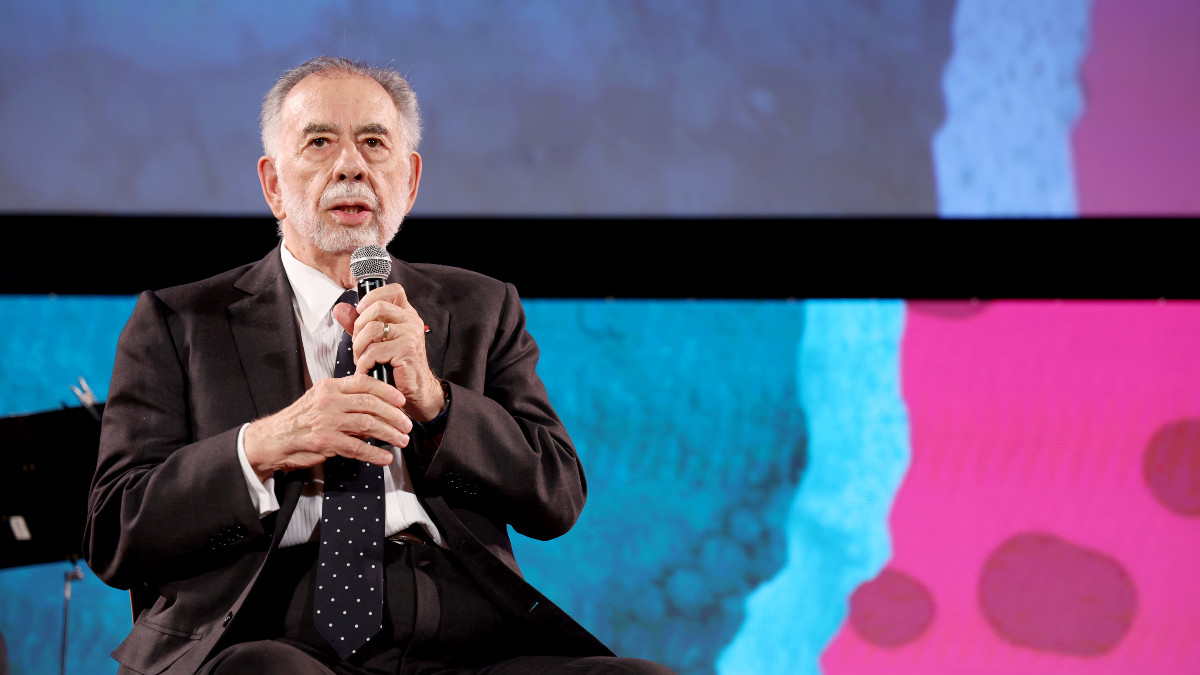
[260, 56, 422, 157]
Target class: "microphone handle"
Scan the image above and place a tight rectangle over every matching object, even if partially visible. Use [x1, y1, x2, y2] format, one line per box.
[356, 275, 394, 448]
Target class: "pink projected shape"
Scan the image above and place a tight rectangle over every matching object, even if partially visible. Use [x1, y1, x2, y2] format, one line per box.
[823, 300, 1200, 674]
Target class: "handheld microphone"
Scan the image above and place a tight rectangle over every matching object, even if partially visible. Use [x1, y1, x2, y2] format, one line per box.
[350, 245, 394, 392]
[350, 246, 422, 476]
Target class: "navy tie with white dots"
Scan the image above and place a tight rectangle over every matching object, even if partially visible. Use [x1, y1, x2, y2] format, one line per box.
[315, 288, 386, 659]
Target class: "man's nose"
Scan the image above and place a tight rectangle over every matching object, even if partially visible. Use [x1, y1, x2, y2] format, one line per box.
[335, 146, 365, 181]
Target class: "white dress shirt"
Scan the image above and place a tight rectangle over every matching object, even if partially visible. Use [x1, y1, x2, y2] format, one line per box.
[234, 241, 443, 547]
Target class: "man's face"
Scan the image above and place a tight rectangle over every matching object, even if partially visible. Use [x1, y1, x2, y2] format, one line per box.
[261, 73, 420, 255]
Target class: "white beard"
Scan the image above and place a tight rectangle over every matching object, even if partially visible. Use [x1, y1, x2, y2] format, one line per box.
[282, 181, 405, 255]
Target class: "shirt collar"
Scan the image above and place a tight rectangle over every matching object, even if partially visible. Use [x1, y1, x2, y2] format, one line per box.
[279, 239, 353, 334]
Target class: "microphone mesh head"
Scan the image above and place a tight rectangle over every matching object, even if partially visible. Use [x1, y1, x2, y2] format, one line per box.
[350, 245, 391, 280]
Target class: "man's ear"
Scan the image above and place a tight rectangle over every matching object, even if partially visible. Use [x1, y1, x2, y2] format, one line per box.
[258, 156, 285, 219]
[404, 151, 422, 215]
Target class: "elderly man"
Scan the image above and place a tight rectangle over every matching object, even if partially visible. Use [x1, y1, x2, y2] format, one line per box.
[85, 56, 672, 675]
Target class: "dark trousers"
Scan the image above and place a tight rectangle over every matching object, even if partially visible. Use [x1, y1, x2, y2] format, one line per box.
[202, 540, 673, 675]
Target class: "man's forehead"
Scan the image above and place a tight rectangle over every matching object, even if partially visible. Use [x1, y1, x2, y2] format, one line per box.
[281, 72, 397, 127]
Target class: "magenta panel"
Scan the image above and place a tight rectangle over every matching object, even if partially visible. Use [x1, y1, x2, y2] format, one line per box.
[824, 300, 1200, 674]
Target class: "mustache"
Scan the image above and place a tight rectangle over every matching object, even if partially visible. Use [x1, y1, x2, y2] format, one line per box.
[320, 183, 381, 210]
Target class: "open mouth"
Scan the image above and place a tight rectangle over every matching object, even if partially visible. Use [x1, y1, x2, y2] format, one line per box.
[331, 202, 370, 215]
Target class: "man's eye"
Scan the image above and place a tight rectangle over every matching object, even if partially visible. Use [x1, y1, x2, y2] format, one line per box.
[310, 138, 328, 148]
[364, 138, 381, 148]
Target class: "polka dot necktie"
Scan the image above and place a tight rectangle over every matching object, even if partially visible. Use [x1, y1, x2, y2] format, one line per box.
[315, 288, 386, 659]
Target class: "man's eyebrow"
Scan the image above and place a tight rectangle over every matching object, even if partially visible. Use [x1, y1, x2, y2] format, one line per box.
[302, 122, 337, 136]
[356, 123, 390, 136]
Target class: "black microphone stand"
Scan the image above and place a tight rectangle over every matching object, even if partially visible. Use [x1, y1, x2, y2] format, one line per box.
[61, 558, 84, 675]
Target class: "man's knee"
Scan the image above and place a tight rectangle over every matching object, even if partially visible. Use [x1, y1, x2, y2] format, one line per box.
[199, 640, 334, 675]
[599, 657, 677, 674]
[482, 655, 676, 674]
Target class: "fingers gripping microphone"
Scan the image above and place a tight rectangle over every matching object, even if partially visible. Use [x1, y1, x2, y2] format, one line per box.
[351, 245, 421, 481]
[350, 245, 394, 391]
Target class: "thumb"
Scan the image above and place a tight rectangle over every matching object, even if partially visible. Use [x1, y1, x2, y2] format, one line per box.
[333, 301, 359, 335]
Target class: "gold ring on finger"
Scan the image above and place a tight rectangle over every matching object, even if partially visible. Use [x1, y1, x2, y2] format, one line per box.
[382, 322, 390, 340]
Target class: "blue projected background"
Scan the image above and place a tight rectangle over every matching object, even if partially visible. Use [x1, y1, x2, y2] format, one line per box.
[0, 1, 950, 216]
[7, 0, 1196, 218]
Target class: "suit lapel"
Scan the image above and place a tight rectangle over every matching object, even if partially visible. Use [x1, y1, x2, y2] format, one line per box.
[228, 245, 309, 516]
[228, 245, 305, 420]
[392, 258, 451, 377]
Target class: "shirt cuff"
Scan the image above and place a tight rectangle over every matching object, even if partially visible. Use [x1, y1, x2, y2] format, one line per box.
[237, 423, 280, 517]
[412, 381, 450, 436]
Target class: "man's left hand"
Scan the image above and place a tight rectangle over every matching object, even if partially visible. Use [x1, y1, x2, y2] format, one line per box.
[333, 283, 445, 423]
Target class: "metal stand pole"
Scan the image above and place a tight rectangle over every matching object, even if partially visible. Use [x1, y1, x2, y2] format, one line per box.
[61, 561, 83, 675]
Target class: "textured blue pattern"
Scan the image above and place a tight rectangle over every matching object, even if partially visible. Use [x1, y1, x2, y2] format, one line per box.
[0, 296, 136, 417]
[718, 300, 910, 675]
[518, 300, 808, 674]
[0, 561, 127, 675]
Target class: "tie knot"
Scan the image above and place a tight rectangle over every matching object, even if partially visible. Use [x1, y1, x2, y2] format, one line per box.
[337, 288, 359, 309]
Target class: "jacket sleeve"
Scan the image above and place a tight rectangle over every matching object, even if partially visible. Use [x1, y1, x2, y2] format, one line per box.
[83, 291, 267, 590]
[419, 282, 586, 541]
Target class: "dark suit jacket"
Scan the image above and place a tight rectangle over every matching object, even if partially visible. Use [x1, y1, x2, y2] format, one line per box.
[84, 245, 611, 674]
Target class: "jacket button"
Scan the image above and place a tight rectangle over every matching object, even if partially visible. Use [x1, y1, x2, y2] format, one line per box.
[222, 611, 234, 627]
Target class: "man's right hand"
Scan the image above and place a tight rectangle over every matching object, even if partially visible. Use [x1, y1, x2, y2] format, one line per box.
[243, 374, 412, 482]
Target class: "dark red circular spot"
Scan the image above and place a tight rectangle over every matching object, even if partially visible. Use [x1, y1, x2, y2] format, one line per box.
[849, 567, 935, 648]
[908, 300, 989, 319]
[979, 532, 1137, 656]
[1144, 418, 1200, 516]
